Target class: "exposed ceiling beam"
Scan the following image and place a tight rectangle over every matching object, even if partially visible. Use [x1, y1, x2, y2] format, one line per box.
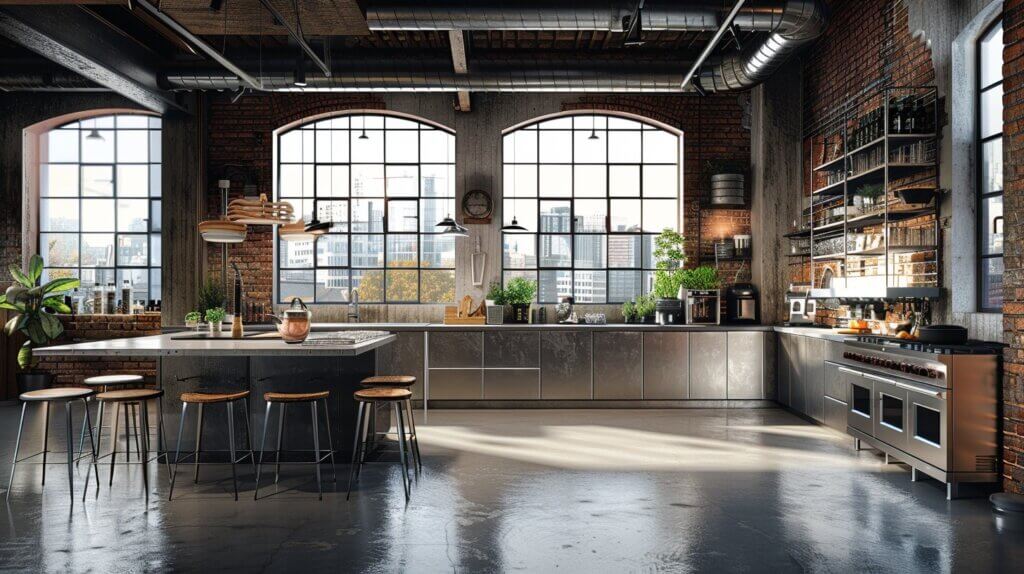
[448, 29, 469, 111]
[0, 5, 180, 112]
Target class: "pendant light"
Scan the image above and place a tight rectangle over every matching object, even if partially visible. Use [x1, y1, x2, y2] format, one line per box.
[358, 114, 369, 140]
[433, 130, 468, 237]
[304, 200, 332, 235]
[86, 128, 104, 141]
[588, 115, 599, 140]
[200, 180, 247, 243]
[279, 219, 316, 242]
[227, 193, 295, 225]
[501, 132, 528, 232]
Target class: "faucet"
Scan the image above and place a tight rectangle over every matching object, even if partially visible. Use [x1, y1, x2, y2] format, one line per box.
[348, 288, 360, 322]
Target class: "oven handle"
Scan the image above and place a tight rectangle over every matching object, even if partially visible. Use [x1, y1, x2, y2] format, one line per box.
[862, 372, 896, 385]
[837, 366, 862, 376]
[894, 381, 945, 399]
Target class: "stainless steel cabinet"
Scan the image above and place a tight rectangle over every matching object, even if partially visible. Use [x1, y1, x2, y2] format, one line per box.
[824, 361, 848, 402]
[429, 331, 482, 368]
[777, 334, 793, 407]
[428, 369, 483, 399]
[484, 331, 540, 368]
[484, 369, 540, 399]
[728, 332, 764, 399]
[593, 332, 643, 399]
[803, 337, 825, 422]
[375, 331, 425, 399]
[689, 332, 728, 399]
[540, 331, 593, 399]
[642, 332, 689, 399]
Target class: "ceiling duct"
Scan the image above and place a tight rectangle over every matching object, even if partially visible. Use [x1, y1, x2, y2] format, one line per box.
[362, 0, 826, 92]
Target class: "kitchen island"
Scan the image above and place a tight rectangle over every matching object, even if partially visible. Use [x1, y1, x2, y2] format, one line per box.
[34, 332, 396, 455]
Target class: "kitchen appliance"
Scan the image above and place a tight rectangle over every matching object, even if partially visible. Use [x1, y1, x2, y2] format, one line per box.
[655, 299, 683, 325]
[733, 234, 751, 257]
[269, 297, 312, 343]
[685, 289, 720, 325]
[917, 324, 968, 345]
[786, 294, 816, 325]
[837, 335, 1002, 498]
[726, 283, 759, 324]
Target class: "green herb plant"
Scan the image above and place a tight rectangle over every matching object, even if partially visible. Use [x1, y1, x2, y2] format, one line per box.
[682, 266, 720, 291]
[204, 306, 227, 324]
[485, 281, 507, 305]
[185, 311, 201, 324]
[634, 294, 656, 320]
[502, 277, 537, 306]
[197, 279, 226, 316]
[652, 229, 687, 299]
[621, 300, 637, 322]
[0, 254, 79, 370]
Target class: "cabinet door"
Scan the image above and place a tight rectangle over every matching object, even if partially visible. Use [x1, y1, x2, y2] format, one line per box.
[643, 332, 689, 399]
[728, 332, 764, 399]
[375, 331, 425, 399]
[484, 331, 540, 368]
[777, 335, 791, 406]
[824, 361, 848, 402]
[483, 369, 540, 399]
[790, 336, 806, 414]
[429, 331, 482, 368]
[593, 332, 643, 399]
[541, 331, 593, 399]
[428, 369, 482, 399]
[689, 332, 728, 399]
[805, 338, 825, 422]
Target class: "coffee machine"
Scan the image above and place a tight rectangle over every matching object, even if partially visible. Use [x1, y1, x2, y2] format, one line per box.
[725, 283, 759, 324]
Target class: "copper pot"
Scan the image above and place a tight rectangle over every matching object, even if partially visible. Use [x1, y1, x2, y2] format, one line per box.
[270, 298, 312, 343]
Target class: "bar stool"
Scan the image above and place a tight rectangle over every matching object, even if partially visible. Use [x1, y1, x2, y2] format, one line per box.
[7, 388, 99, 503]
[347, 388, 414, 501]
[254, 391, 336, 500]
[87, 388, 166, 503]
[76, 374, 145, 466]
[360, 375, 422, 473]
[169, 391, 255, 501]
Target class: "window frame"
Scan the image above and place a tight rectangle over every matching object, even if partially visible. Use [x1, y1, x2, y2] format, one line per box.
[500, 111, 684, 304]
[976, 17, 1004, 313]
[273, 112, 457, 305]
[37, 113, 162, 305]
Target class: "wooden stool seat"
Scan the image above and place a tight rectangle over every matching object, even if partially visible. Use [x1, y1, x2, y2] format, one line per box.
[96, 389, 164, 402]
[354, 388, 412, 402]
[20, 388, 93, 402]
[180, 390, 250, 404]
[83, 374, 143, 386]
[360, 375, 416, 387]
[264, 391, 330, 403]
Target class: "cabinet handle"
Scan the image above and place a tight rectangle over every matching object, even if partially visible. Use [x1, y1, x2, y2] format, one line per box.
[863, 372, 896, 385]
[837, 366, 861, 376]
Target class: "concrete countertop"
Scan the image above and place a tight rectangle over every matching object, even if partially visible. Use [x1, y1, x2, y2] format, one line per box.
[773, 326, 852, 342]
[34, 332, 397, 357]
[164, 322, 775, 333]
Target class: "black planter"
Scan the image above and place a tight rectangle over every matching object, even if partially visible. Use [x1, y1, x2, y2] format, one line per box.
[509, 304, 531, 324]
[16, 372, 53, 396]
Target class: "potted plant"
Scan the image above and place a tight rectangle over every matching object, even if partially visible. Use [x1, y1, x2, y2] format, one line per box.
[651, 229, 687, 324]
[634, 294, 656, 324]
[621, 300, 637, 323]
[485, 280, 505, 307]
[204, 307, 226, 334]
[197, 278, 226, 317]
[184, 311, 201, 330]
[503, 277, 537, 324]
[0, 255, 79, 395]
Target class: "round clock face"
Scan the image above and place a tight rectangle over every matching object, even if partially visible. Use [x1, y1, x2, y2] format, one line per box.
[462, 189, 493, 219]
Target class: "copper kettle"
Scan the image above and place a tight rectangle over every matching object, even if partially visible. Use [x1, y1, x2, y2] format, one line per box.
[269, 297, 312, 343]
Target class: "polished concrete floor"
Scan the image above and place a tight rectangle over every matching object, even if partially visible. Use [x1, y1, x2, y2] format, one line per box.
[0, 404, 1022, 573]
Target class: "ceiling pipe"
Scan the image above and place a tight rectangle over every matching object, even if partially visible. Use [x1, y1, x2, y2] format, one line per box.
[256, 0, 331, 78]
[682, 0, 747, 91]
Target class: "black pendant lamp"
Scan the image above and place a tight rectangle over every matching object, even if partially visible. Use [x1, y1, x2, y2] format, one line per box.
[501, 134, 529, 232]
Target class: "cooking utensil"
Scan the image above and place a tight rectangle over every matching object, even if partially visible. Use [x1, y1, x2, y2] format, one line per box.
[268, 297, 312, 343]
[916, 324, 968, 345]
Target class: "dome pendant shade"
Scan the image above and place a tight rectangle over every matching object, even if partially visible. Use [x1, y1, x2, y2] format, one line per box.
[279, 219, 317, 242]
[226, 194, 295, 225]
[199, 219, 247, 243]
[501, 217, 527, 232]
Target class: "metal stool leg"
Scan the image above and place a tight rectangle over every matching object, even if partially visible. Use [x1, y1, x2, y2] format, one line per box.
[241, 398, 256, 476]
[91, 402, 106, 498]
[394, 402, 411, 501]
[157, 396, 171, 488]
[76, 397, 89, 467]
[82, 398, 100, 501]
[64, 401, 75, 504]
[140, 401, 150, 504]
[41, 402, 50, 486]
[193, 403, 204, 484]
[226, 401, 239, 501]
[168, 402, 188, 501]
[254, 402, 272, 500]
[123, 401, 133, 462]
[6, 402, 27, 500]
[404, 399, 422, 475]
[347, 401, 367, 500]
[320, 398, 338, 483]
[311, 401, 323, 500]
[356, 403, 373, 478]
[130, 403, 141, 462]
[274, 403, 286, 485]
[109, 402, 122, 487]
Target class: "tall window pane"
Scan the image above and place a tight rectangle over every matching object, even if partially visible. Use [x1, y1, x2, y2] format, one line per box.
[276, 114, 455, 303]
[502, 113, 682, 303]
[39, 114, 162, 307]
[978, 20, 1003, 312]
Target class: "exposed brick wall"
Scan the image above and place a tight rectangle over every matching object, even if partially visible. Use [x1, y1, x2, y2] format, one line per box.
[1001, 0, 1024, 495]
[35, 314, 160, 387]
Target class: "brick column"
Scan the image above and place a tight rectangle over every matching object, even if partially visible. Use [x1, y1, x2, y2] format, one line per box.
[1001, 0, 1024, 494]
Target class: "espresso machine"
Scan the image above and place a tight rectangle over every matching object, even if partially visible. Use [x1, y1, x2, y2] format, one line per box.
[725, 283, 759, 324]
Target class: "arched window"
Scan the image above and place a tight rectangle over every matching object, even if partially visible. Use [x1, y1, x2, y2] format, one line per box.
[502, 112, 683, 303]
[977, 18, 1003, 312]
[38, 114, 162, 307]
[275, 113, 456, 304]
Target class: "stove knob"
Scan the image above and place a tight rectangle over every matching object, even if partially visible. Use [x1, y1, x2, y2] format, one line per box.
[912, 366, 927, 376]
[899, 363, 911, 373]
[884, 360, 895, 369]
[843, 352, 853, 359]
[927, 369, 939, 379]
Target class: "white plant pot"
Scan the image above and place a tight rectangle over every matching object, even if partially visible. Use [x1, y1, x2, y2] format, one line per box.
[208, 321, 223, 334]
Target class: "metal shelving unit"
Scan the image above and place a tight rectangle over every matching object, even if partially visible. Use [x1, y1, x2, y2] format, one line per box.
[804, 86, 941, 300]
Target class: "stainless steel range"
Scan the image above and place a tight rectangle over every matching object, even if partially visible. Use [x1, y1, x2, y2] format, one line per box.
[835, 335, 1002, 499]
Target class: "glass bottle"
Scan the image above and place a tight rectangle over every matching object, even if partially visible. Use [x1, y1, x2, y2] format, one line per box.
[121, 279, 132, 314]
[105, 282, 116, 314]
[92, 283, 102, 314]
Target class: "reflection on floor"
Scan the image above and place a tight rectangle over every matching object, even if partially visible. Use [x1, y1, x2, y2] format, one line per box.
[1, 405, 1022, 573]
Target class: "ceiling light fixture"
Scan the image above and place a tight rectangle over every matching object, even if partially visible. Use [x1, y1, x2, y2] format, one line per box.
[501, 132, 528, 232]
[200, 179, 248, 243]
[588, 115, 599, 140]
[358, 114, 369, 139]
[293, 53, 307, 87]
[86, 128, 104, 141]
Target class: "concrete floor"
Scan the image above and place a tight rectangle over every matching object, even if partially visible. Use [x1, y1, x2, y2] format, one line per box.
[0, 404, 1021, 573]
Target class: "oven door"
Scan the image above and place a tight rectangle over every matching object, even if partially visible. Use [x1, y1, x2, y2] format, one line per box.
[864, 373, 909, 450]
[902, 381, 949, 470]
[844, 368, 874, 436]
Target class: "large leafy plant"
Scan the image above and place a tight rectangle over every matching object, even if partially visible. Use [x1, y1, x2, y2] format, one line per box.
[652, 228, 687, 299]
[503, 277, 537, 305]
[0, 255, 79, 370]
[682, 265, 720, 290]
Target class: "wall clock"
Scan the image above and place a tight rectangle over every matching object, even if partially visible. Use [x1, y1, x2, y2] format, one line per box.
[461, 189, 493, 223]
